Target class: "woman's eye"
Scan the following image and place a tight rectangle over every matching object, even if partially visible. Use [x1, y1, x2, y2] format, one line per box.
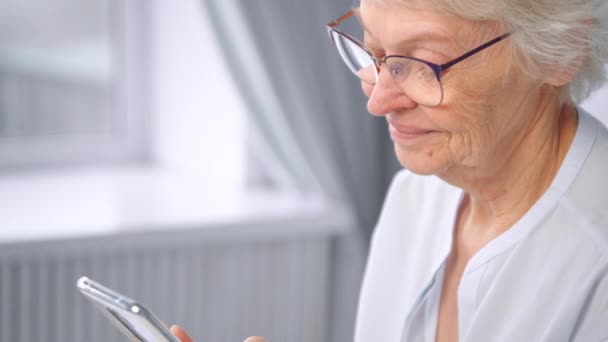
[390, 64, 404, 76]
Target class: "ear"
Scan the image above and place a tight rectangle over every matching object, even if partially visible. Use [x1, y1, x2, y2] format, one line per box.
[544, 19, 593, 87]
[543, 57, 584, 87]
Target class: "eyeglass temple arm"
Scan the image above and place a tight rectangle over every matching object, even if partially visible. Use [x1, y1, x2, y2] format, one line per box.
[440, 32, 513, 70]
[327, 10, 355, 28]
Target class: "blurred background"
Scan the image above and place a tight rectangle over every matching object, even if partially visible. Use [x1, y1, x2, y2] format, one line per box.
[0, 1, 606, 342]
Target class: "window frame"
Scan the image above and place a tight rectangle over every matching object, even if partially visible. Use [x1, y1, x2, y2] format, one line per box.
[0, 0, 151, 170]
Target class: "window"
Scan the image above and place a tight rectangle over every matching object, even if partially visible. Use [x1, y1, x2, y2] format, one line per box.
[0, 0, 149, 169]
[0, 0, 253, 237]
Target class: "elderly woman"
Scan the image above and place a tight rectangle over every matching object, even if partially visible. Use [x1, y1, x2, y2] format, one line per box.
[174, 0, 608, 341]
[326, 0, 608, 341]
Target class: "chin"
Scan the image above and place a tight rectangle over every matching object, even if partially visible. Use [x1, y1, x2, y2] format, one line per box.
[394, 144, 448, 176]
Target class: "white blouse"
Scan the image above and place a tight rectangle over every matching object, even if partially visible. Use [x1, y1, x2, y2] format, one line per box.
[354, 109, 608, 342]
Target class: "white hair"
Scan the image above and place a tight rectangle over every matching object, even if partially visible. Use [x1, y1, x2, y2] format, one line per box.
[363, 0, 608, 104]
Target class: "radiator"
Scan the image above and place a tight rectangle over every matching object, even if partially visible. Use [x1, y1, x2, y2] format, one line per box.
[0, 235, 331, 342]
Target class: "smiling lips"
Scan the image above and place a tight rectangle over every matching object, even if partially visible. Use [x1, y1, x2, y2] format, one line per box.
[390, 123, 434, 134]
[388, 121, 436, 145]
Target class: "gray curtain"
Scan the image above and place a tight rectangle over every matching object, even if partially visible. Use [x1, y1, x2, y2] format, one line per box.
[201, 0, 400, 340]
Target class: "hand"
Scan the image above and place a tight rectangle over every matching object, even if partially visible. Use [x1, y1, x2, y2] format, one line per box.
[170, 325, 268, 342]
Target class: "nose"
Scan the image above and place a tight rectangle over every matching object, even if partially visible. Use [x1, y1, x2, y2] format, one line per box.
[366, 67, 417, 116]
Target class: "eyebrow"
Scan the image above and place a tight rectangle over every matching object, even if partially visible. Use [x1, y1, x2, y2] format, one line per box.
[363, 28, 459, 58]
[364, 29, 454, 48]
[355, 9, 456, 49]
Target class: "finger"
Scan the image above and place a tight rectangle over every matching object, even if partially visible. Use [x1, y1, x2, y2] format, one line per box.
[170, 325, 193, 342]
[244, 337, 268, 342]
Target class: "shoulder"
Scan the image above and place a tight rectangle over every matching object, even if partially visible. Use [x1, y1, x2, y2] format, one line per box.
[558, 110, 608, 254]
[575, 110, 608, 187]
[575, 109, 608, 176]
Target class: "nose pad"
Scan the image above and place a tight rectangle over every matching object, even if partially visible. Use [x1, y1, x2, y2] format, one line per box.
[366, 65, 417, 116]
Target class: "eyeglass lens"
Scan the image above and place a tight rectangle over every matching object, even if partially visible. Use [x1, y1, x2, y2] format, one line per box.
[331, 30, 444, 106]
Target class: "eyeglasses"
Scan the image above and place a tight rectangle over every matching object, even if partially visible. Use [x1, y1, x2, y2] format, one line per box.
[326, 9, 513, 107]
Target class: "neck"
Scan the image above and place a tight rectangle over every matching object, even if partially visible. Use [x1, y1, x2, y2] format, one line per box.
[440, 97, 579, 243]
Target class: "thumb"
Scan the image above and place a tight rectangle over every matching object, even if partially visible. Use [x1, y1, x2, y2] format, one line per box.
[170, 325, 193, 342]
[244, 337, 268, 342]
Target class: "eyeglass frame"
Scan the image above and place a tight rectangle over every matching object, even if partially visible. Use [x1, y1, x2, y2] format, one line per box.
[326, 9, 513, 103]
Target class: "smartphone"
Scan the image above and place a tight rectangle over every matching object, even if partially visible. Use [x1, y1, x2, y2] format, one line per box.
[77, 276, 180, 342]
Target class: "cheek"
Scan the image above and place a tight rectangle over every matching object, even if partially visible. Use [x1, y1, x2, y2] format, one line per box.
[442, 61, 537, 130]
[438, 66, 504, 134]
[442, 70, 495, 116]
[430, 78, 527, 166]
[421, 85, 498, 166]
